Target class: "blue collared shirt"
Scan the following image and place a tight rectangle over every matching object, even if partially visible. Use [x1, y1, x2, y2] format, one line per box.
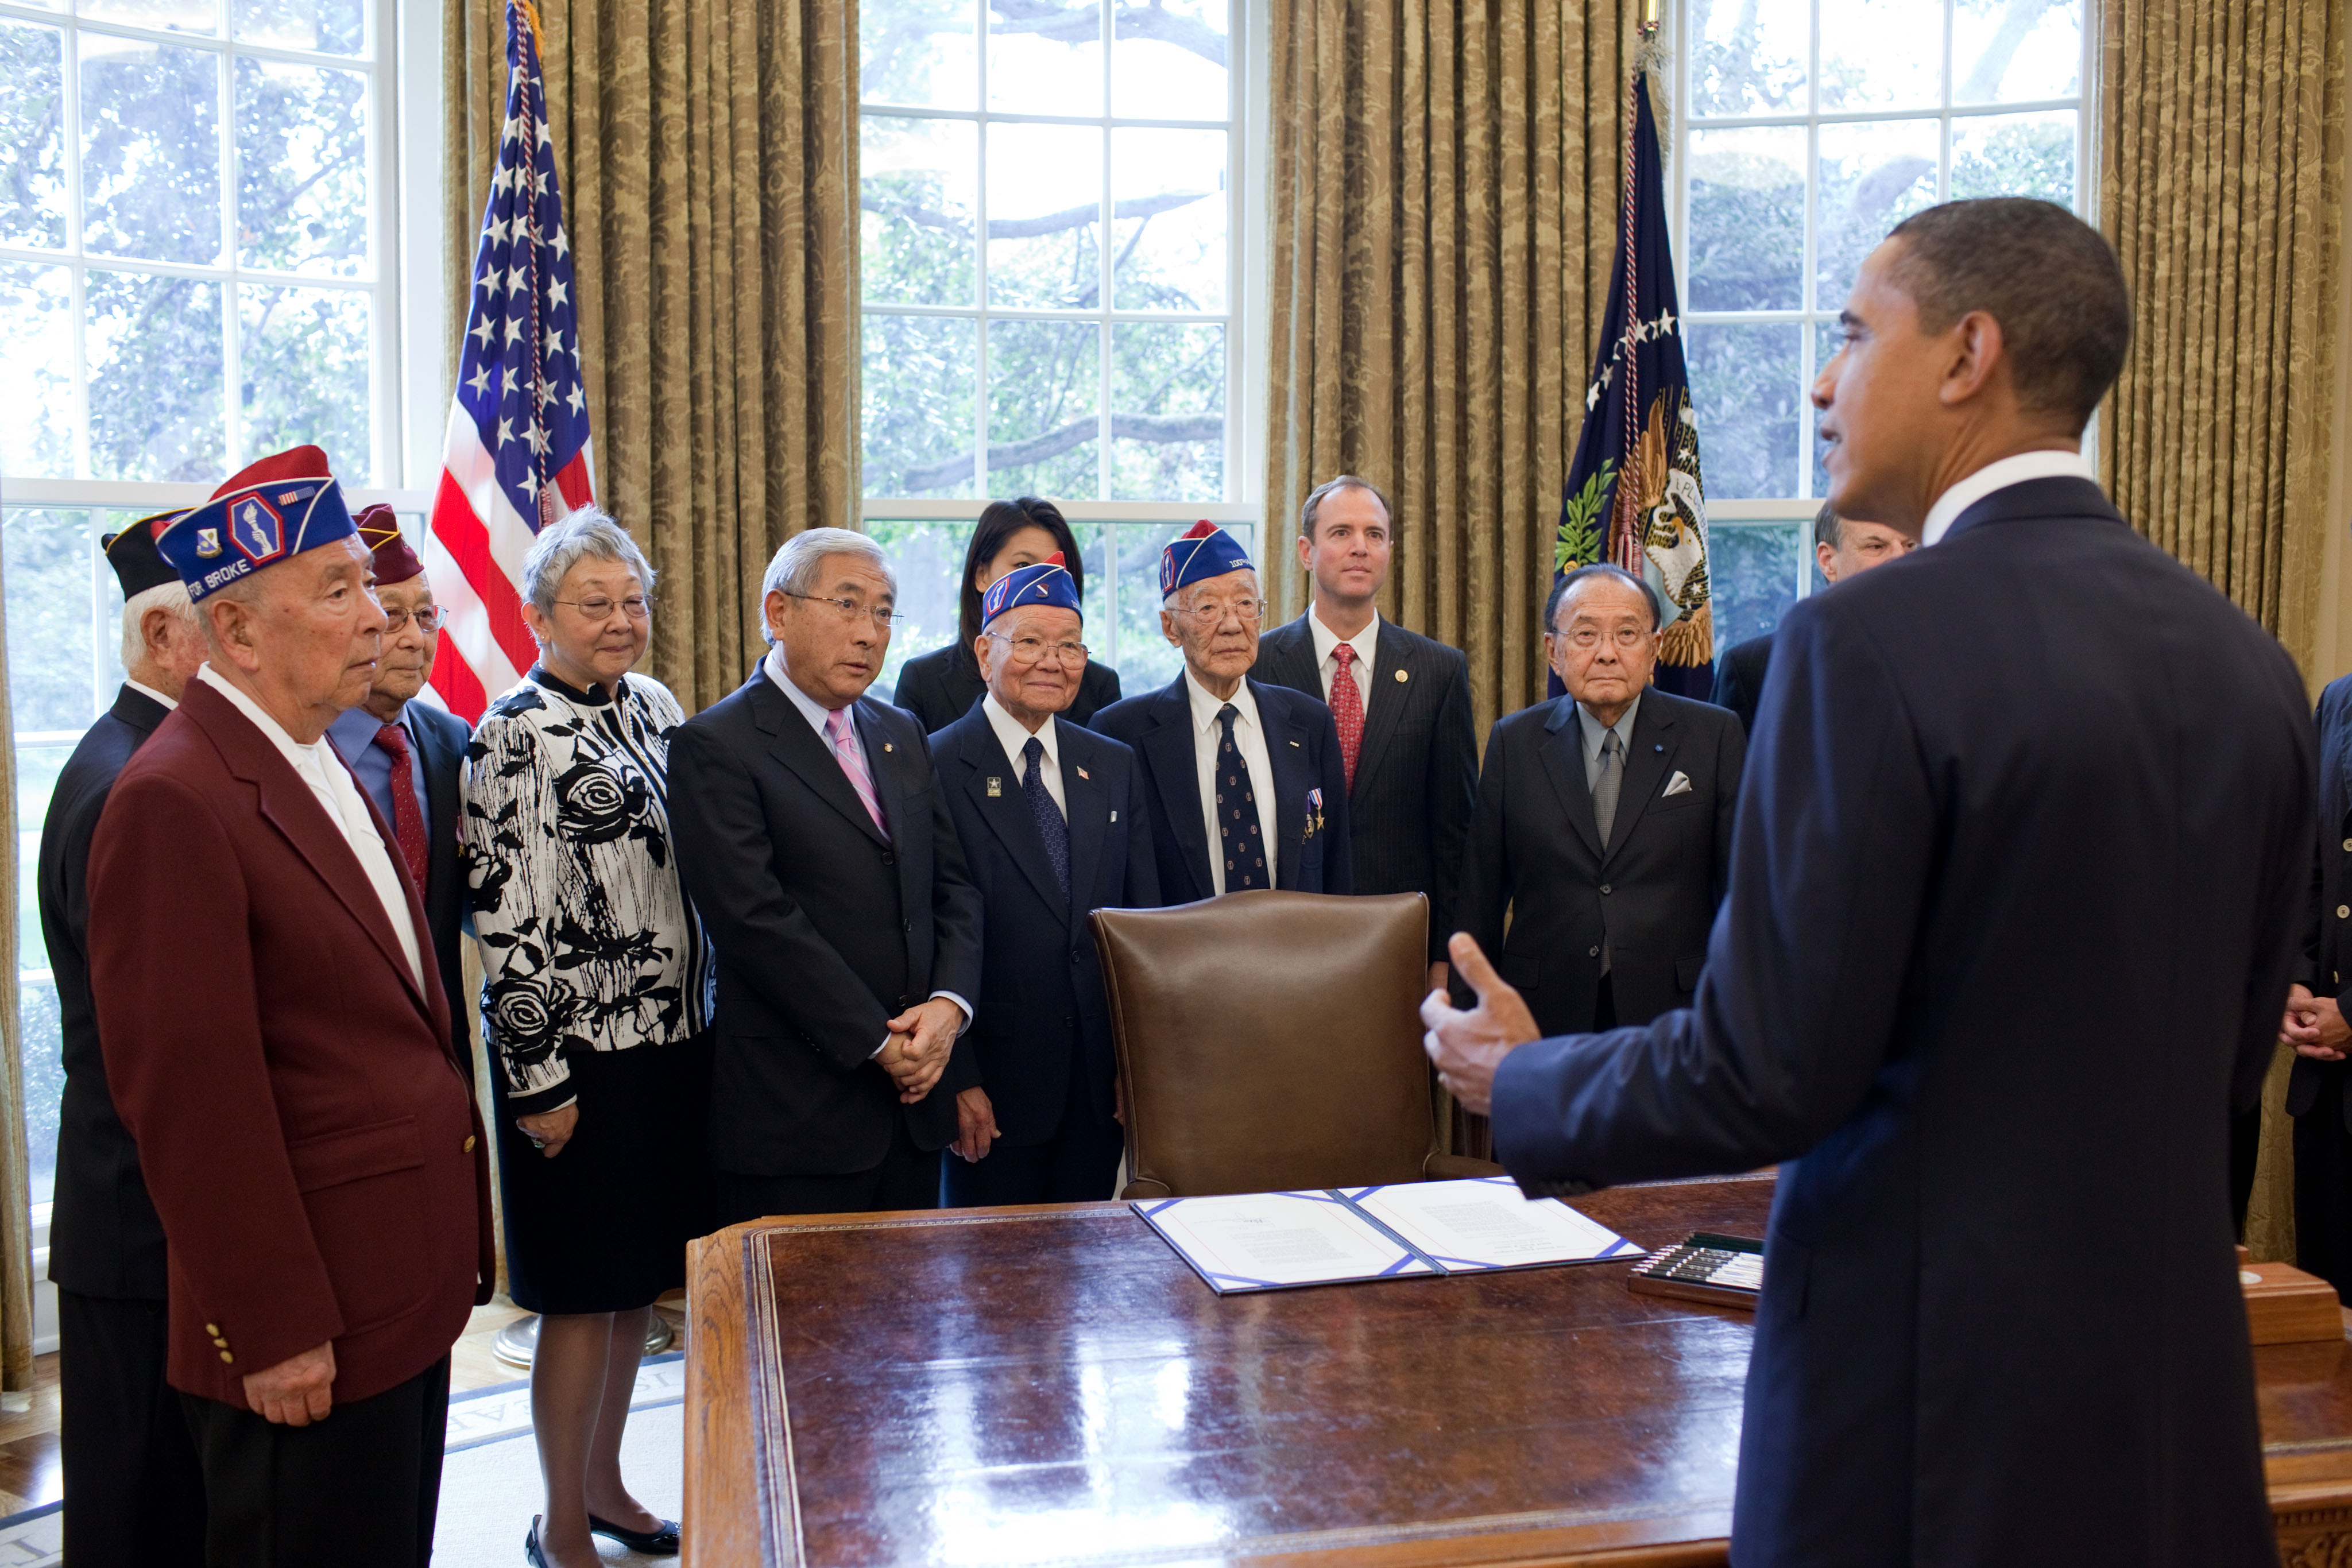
[326, 703, 434, 841]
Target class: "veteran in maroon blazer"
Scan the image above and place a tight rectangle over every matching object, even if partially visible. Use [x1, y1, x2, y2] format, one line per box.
[87, 447, 492, 1568]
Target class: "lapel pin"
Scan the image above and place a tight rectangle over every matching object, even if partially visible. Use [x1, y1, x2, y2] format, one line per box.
[1395, 668, 1409, 682]
[1654, 744, 1664, 753]
[987, 777, 1002, 797]
[1076, 765, 1090, 780]
[883, 741, 893, 752]
[1110, 809, 1118, 822]
[1289, 739, 1302, 748]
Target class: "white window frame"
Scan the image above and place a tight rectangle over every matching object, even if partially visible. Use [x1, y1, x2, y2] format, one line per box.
[856, 0, 1261, 674]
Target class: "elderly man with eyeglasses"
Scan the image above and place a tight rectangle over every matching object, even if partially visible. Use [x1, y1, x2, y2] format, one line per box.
[1451, 563, 1746, 1038]
[669, 526, 984, 1228]
[1090, 521, 1352, 904]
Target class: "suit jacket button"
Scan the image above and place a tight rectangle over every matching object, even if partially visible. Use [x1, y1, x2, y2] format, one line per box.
[1589, 946, 1600, 958]
[1599, 884, 1612, 895]
[882, 851, 896, 866]
[205, 1322, 220, 1335]
[219, 1350, 234, 1364]
[903, 919, 912, 933]
[464, 1135, 477, 1153]
[2339, 905, 2349, 920]
[2342, 839, 2351, 852]
[212, 1337, 229, 1348]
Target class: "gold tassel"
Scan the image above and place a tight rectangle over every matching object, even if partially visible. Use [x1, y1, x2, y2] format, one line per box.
[1658, 602, 1713, 668]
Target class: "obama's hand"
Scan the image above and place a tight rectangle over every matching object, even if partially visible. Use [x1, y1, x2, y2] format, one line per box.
[1419, 932, 1542, 1116]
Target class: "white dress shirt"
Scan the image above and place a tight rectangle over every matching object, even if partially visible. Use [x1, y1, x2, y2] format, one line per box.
[761, 644, 972, 1046]
[982, 693, 1064, 818]
[1920, 449, 2099, 547]
[124, 678, 177, 711]
[1185, 669, 1277, 896]
[1307, 608, 1380, 720]
[196, 664, 423, 989]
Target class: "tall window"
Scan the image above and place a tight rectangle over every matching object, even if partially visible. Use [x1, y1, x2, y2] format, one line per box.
[1678, 0, 2091, 651]
[857, 0, 1250, 695]
[0, 0, 410, 1217]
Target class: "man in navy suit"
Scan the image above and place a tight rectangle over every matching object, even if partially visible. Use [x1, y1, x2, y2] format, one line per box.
[1091, 522, 1351, 902]
[934, 553, 1159, 1205]
[670, 528, 985, 1226]
[326, 511, 472, 1055]
[2284, 682, 2352, 1289]
[1425, 198, 2311, 1565]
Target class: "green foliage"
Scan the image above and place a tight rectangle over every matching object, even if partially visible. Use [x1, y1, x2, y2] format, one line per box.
[1557, 461, 1612, 571]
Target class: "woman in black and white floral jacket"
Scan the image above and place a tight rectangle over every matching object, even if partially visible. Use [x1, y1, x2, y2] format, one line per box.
[461, 506, 711, 1567]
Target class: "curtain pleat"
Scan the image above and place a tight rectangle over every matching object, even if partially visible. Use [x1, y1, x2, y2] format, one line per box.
[1264, 0, 1644, 735]
[2100, 0, 2345, 1263]
[444, 0, 861, 715]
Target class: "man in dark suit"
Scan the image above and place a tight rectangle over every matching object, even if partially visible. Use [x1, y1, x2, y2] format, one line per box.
[88, 447, 494, 1567]
[327, 510, 471, 1049]
[38, 514, 210, 1566]
[1091, 522, 1352, 903]
[1709, 501, 1916, 734]
[1253, 476, 1476, 989]
[669, 527, 985, 1226]
[933, 553, 1158, 1204]
[1454, 564, 1743, 1037]
[1425, 199, 2310, 1566]
[2283, 679, 2352, 1290]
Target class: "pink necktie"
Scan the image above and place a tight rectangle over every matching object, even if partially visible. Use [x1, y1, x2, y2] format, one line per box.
[1330, 643, 1365, 790]
[826, 708, 889, 839]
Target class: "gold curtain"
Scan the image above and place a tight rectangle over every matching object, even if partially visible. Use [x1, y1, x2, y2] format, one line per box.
[2099, 0, 2346, 1262]
[444, 0, 862, 714]
[0, 568, 30, 1394]
[1263, 0, 1651, 733]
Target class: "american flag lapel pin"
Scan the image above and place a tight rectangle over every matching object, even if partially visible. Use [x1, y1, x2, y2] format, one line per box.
[1076, 765, 1090, 780]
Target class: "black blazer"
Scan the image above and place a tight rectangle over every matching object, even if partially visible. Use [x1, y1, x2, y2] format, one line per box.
[1089, 675, 1353, 905]
[1251, 613, 1476, 960]
[2289, 673, 2352, 1131]
[1708, 630, 1773, 736]
[1490, 478, 2311, 1566]
[934, 705, 1159, 1144]
[669, 671, 985, 1176]
[39, 684, 170, 1299]
[408, 702, 473, 1058]
[1456, 689, 1742, 1037]
[891, 642, 1122, 734]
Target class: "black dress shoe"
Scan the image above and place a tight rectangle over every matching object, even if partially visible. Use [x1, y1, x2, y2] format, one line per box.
[589, 1513, 681, 1555]
[524, 1517, 550, 1567]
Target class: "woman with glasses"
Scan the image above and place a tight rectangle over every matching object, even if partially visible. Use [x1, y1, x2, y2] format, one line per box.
[460, 508, 712, 1567]
[889, 497, 1123, 731]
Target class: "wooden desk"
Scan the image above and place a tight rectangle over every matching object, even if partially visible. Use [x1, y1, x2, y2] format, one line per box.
[686, 1174, 2352, 1566]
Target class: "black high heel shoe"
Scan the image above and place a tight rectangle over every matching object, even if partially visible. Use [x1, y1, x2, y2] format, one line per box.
[524, 1516, 550, 1567]
[589, 1513, 682, 1555]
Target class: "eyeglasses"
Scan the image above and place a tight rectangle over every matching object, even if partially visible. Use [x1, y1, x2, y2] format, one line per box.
[986, 631, 1089, 667]
[1558, 626, 1654, 651]
[384, 604, 450, 633]
[1178, 597, 1264, 627]
[554, 595, 653, 622]
[787, 591, 900, 630]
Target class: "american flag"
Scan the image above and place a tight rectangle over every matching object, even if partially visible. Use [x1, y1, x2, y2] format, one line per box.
[426, 0, 593, 722]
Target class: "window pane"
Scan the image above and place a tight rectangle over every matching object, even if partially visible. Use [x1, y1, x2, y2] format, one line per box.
[1820, 0, 1943, 111]
[1815, 118, 1939, 311]
[1685, 127, 1805, 312]
[1111, 322, 1221, 502]
[990, 0, 1100, 118]
[1688, 321, 1801, 499]
[236, 57, 370, 278]
[87, 269, 225, 481]
[3, 509, 98, 735]
[862, 0, 977, 110]
[1111, 0, 1227, 121]
[79, 0, 218, 33]
[80, 34, 222, 265]
[988, 123, 1102, 309]
[240, 284, 370, 479]
[987, 318, 1098, 498]
[1708, 521, 1800, 651]
[862, 115, 977, 308]
[1, 264, 76, 477]
[1952, 110, 2076, 207]
[17, 973, 60, 1206]
[234, 0, 365, 56]
[1112, 127, 1225, 312]
[862, 312, 977, 498]
[1955, 0, 2082, 104]
[1811, 318, 1842, 498]
[0, 22, 68, 249]
[1111, 521, 1190, 691]
[1688, 0, 1806, 117]
[868, 518, 976, 699]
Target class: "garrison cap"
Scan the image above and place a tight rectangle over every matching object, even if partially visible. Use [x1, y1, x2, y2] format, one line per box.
[154, 446, 358, 602]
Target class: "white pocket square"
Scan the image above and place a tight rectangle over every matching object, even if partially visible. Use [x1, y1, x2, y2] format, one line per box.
[1662, 771, 1693, 797]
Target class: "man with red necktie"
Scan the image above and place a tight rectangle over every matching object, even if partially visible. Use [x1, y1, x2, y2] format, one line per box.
[327, 510, 475, 1058]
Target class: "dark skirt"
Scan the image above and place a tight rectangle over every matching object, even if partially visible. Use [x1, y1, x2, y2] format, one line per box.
[492, 1035, 714, 1315]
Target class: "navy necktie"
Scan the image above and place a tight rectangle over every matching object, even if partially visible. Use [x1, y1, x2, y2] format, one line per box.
[1023, 736, 1070, 902]
[1216, 704, 1267, 891]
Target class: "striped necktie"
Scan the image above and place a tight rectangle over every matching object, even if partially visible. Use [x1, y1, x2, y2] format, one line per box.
[825, 707, 889, 839]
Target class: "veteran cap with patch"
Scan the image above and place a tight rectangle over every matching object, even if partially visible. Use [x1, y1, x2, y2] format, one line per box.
[354, 503, 425, 587]
[982, 551, 1082, 624]
[1158, 520, 1254, 598]
[100, 510, 185, 599]
[154, 446, 359, 602]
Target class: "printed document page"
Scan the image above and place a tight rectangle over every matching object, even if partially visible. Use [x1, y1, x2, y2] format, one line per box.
[1344, 1176, 1637, 1272]
[1136, 1190, 1439, 1292]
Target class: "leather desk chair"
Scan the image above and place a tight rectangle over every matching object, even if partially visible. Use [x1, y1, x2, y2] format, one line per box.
[1091, 890, 1505, 1198]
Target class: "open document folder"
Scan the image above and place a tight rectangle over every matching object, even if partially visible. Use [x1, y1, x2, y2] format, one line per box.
[1135, 1176, 1640, 1295]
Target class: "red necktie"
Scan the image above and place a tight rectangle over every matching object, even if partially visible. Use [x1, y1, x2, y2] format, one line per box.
[1330, 642, 1365, 791]
[371, 722, 431, 893]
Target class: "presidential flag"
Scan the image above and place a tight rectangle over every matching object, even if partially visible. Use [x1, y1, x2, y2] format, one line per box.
[425, 0, 594, 721]
[1556, 71, 1712, 699]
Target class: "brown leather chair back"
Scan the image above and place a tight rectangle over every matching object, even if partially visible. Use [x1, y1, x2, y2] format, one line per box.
[1092, 890, 1444, 1198]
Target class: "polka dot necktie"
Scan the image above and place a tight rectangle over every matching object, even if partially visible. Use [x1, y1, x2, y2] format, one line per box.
[1022, 735, 1070, 902]
[1216, 704, 1267, 891]
[1329, 642, 1364, 790]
